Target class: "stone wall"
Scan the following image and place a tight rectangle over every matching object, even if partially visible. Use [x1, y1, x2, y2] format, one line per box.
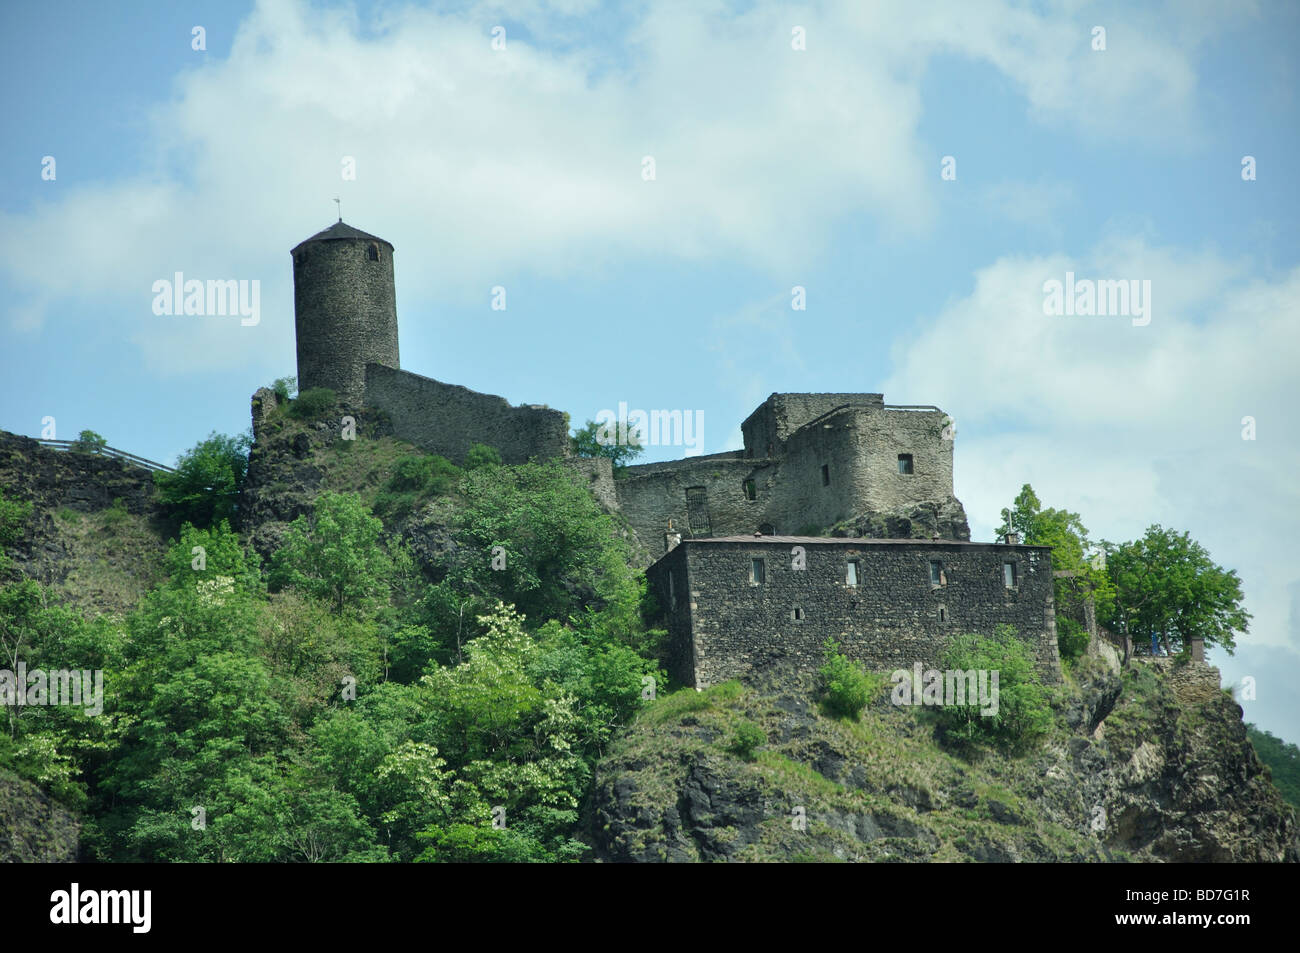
[364, 364, 569, 466]
[741, 392, 884, 458]
[647, 538, 1060, 689]
[293, 237, 399, 406]
[858, 407, 954, 510]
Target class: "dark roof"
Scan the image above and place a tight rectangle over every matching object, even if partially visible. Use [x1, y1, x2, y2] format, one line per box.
[291, 221, 393, 253]
[670, 535, 1049, 548]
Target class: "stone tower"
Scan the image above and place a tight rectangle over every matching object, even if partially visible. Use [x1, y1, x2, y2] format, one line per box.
[291, 221, 399, 406]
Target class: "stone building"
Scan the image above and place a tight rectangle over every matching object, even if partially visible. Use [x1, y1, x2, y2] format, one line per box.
[646, 536, 1062, 689]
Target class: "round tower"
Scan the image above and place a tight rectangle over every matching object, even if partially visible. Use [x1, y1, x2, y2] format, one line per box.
[291, 221, 399, 406]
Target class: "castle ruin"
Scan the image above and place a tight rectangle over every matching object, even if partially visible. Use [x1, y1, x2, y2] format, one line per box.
[279, 220, 1060, 686]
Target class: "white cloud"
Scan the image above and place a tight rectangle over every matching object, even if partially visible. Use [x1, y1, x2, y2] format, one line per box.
[884, 243, 1300, 653]
[0, 0, 1225, 373]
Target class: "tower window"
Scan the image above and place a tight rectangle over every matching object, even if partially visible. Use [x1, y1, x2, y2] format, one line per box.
[368, 243, 380, 261]
[1003, 562, 1017, 588]
[743, 479, 757, 501]
[750, 558, 766, 585]
[821, 464, 830, 486]
[938, 605, 948, 624]
[898, 454, 914, 475]
[792, 606, 804, 622]
[929, 560, 945, 587]
[846, 560, 859, 587]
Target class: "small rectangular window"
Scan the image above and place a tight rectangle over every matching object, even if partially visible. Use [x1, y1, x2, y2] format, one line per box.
[898, 454, 914, 475]
[1003, 562, 1017, 588]
[669, 573, 676, 609]
[743, 479, 757, 501]
[846, 560, 859, 587]
[750, 558, 766, 585]
[929, 560, 944, 587]
[821, 464, 830, 486]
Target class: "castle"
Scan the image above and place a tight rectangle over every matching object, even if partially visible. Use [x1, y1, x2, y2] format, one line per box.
[281, 221, 1061, 685]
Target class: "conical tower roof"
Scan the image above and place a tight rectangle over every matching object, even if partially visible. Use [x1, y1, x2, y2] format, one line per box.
[292, 221, 393, 254]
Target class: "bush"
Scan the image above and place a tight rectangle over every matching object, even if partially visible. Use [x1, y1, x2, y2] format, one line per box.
[71, 430, 107, 454]
[727, 720, 766, 761]
[932, 626, 1053, 754]
[1056, 615, 1089, 661]
[818, 639, 879, 720]
[464, 443, 501, 469]
[288, 387, 337, 420]
[271, 376, 297, 402]
[100, 498, 129, 529]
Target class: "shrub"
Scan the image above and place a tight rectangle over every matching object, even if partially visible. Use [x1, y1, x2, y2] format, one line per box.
[100, 497, 129, 529]
[932, 625, 1052, 754]
[818, 639, 879, 720]
[1056, 615, 1089, 661]
[71, 430, 107, 454]
[464, 443, 501, 469]
[376, 454, 462, 520]
[288, 387, 337, 420]
[727, 720, 766, 761]
[271, 376, 297, 402]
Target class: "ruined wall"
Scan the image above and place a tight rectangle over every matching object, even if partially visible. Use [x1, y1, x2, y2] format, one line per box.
[363, 364, 569, 466]
[647, 539, 1060, 689]
[615, 456, 774, 558]
[741, 393, 883, 458]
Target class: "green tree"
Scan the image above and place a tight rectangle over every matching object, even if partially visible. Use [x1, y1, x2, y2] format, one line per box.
[1247, 725, 1300, 811]
[447, 460, 640, 625]
[154, 431, 251, 529]
[996, 484, 1115, 651]
[570, 419, 645, 470]
[269, 492, 397, 616]
[1103, 525, 1250, 657]
[71, 430, 107, 454]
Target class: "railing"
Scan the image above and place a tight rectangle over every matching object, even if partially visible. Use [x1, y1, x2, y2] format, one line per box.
[883, 404, 942, 412]
[35, 439, 176, 473]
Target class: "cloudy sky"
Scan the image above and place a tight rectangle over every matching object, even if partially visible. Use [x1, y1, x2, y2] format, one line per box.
[2, 0, 1297, 739]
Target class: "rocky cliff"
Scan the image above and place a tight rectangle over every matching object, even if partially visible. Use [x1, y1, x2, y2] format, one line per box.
[585, 650, 1297, 862]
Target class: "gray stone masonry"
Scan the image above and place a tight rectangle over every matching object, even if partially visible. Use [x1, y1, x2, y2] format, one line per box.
[647, 537, 1061, 690]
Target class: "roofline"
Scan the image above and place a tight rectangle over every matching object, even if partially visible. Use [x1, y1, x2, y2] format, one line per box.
[662, 536, 1051, 549]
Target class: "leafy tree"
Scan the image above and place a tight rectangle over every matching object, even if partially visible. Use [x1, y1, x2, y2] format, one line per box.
[154, 431, 251, 530]
[570, 419, 645, 470]
[996, 484, 1115, 649]
[1247, 725, 1300, 811]
[446, 460, 640, 626]
[1103, 525, 1250, 657]
[268, 492, 396, 615]
[71, 430, 107, 454]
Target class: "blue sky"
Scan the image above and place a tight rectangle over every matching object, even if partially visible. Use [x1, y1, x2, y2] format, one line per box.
[2, 0, 1298, 740]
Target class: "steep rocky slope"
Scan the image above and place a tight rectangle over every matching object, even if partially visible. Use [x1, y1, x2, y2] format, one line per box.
[584, 650, 1298, 862]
